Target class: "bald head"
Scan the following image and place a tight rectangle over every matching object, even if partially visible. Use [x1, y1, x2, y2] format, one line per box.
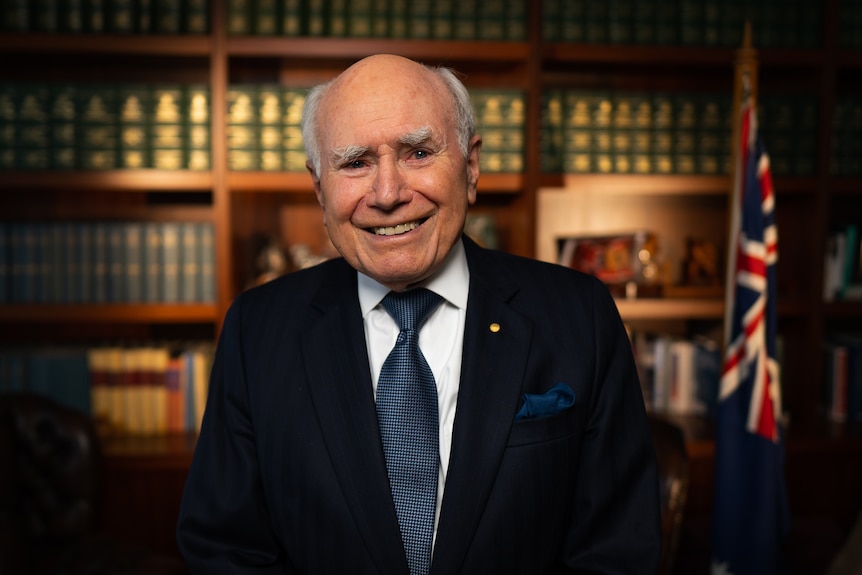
[301, 54, 476, 177]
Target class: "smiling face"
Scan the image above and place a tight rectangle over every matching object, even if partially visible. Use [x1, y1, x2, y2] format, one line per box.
[308, 55, 481, 291]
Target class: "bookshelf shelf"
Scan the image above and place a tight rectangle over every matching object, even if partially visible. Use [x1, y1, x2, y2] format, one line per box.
[539, 174, 731, 196]
[227, 171, 524, 194]
[614, 297, 724, 320]
[543, 43, 737, 66]
[226, 37, 532, 62]
[823, 300, 862, 318]
[0, 1, 858, 571]
[0, 170, 214, 191]
[0, 304, 220, 323]
[101, 432, 198, 469]
[0, 34, 213, 56]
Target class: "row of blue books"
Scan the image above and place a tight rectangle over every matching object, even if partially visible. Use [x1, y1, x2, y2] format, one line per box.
[631, 332, 721, 417]
[0, 221, 216, 304]
[823, 336, 862, 424]
[0, 343, 213, 435]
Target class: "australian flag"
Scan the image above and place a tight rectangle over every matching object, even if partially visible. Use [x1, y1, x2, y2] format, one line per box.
[711, 96, 790, 575]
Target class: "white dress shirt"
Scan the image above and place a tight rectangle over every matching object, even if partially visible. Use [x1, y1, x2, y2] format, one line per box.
[357, 239, 469, 537]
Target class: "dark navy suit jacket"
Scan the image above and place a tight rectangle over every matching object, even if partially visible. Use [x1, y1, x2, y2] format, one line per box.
[176, 235, 661, 574]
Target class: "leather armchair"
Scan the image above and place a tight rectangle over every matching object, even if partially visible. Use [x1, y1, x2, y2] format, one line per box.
[0, 392, 188, 575]
[648, 415, 691, 575]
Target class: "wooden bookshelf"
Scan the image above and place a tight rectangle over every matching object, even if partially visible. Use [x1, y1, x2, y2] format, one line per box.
[2, 1, 862, 572]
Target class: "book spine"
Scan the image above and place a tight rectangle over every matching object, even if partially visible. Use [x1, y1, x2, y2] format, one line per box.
[17, 83, 51, 171]
[109, 0, 135, 32]
[124, 222, 144, 302]
[186, 84, 210, 170]
[184, 0, 208, 33]
[153, 0, 180, 33]
[328, 0, 348, 37]
[33, 0, 60, 32]
[347, 0, 373, 38]
[282, 0, 301, 35]
[92, 222, 109, 303]
[199, 222, 215, 303]
[0, 223, 6, 304]
[77, 223, 94, 303]
[143, 221, 162, 302]
[257, 85, 283, 171]
[78, 85, 117, 170]
[50, 84, 78, 170]
[36, 223, 54, 303]
[84, 0, 106, 32]
[253, 0, 279, 35]
[180, 221, 200, 302]
[106, 222, 125, 302]
[118, 85, 151, 169]
[150, 85, 184, 170]
[10, 223, 33, 303]
[227, 85, 259, 170]
[229, 0, 252, 34]
[161, 221, 181, 302]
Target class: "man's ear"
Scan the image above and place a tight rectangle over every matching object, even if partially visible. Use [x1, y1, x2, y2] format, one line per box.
[466, 135, 482, 205]
[307, 160, 324, 208]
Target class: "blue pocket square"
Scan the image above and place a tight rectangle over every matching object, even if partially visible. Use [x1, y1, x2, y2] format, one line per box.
[514, 383, 576, 421]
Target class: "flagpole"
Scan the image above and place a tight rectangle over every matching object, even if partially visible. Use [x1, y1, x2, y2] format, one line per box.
[723, 22, 758, 351]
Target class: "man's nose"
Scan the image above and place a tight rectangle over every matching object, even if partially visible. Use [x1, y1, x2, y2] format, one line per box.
[369, 157, 407, 209]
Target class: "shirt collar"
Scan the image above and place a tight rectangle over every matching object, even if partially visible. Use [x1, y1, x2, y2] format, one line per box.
[357, 238, 470, 317]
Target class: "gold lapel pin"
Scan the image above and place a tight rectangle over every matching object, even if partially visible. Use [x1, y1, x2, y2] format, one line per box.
[489, 323, 501, 333]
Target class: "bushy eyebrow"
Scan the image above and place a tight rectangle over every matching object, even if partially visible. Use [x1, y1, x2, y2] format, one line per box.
[399, 126, 433, 147]
[329, 144, 368, 168]
[327, 126, 436, 168]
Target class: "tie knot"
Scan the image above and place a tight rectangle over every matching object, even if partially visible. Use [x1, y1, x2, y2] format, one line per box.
[382, 288, 443, 333]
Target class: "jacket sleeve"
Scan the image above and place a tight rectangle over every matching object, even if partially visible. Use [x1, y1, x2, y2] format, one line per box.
[560, 277, 663, 574]
[176, 297, 285, 573]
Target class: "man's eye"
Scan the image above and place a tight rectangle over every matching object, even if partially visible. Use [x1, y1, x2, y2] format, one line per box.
[413, 150, 429, 160]
[345, 159, 365, 169]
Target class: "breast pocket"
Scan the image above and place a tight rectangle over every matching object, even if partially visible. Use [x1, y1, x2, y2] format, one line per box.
[506, 406, 581, 448]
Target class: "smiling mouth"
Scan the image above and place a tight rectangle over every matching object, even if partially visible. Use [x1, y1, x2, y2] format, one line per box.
[371, 219, 426, 236]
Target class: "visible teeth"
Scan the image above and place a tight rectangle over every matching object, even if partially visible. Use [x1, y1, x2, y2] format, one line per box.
[373, 221, 419, 236]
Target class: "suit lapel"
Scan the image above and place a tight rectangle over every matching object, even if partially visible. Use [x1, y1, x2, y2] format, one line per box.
[431, 239, 534, 575]
[302, 262, 407, 574]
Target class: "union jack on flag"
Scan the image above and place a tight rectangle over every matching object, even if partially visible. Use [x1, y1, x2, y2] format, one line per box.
[711, 94, 790, 575]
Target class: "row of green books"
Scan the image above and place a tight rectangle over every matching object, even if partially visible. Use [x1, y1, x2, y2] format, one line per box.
[542, 0, 821, 48]
[227, 84, 306, 171]
[6, 0, 857, 49]
[0, 342, 214, 435]
[831, 96, 862, 176]
[227, 84, 527, 173]
[541, 90, 732, 175]
[0, 221, 216, 304]
[540, 90, 819, 176]
[1, 0, 209, 34]
[0, 82, 210, 171]
[0, 81, 836, 177]
[839, 2, 862, 49]
[227, 0, 526, 41]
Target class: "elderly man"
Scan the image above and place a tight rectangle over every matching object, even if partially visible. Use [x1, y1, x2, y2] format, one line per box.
[177, 54, 661, 574]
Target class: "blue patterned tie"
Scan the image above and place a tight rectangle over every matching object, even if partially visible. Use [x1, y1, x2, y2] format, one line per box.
[376, 288, 443, 575]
